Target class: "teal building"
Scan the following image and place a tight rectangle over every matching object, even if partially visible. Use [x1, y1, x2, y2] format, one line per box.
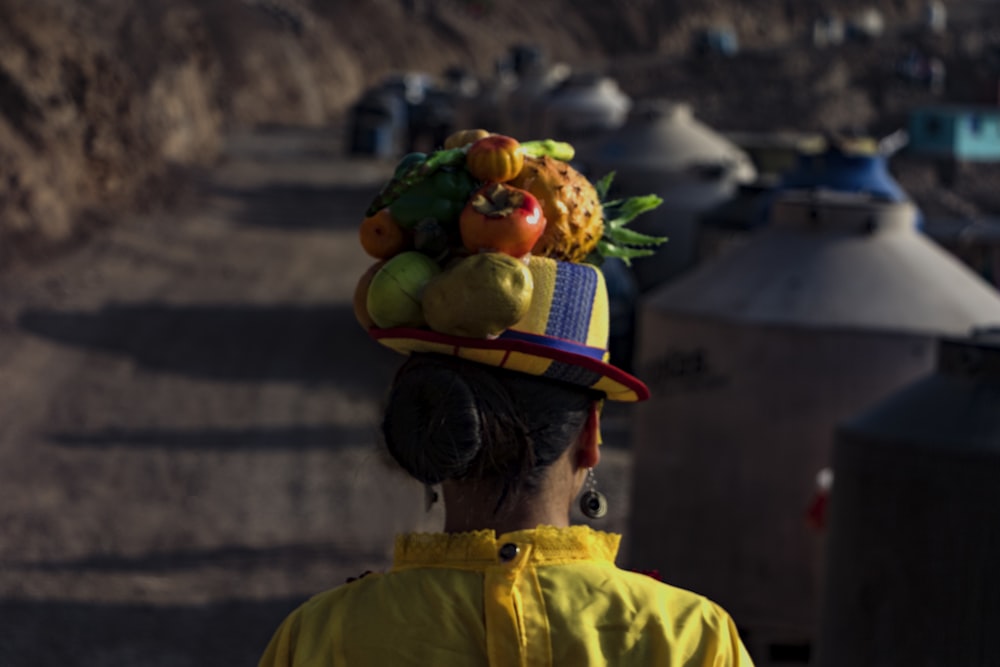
[908, 105, 1000, 161]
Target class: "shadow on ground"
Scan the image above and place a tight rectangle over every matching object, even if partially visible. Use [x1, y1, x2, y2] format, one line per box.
[45, 424, 378, 451]
[0, 596, 303, 667]
[210, 183, 380, 231]
[0, 538, 391, 666]
[5, 541, 385, 574]
[18, 304, 398, 391]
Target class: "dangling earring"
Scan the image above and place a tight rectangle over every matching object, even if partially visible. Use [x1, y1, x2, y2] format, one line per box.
[579, 468, 608, 519]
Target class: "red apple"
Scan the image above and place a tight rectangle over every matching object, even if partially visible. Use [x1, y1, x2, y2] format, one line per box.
[459, 183, 547, 258]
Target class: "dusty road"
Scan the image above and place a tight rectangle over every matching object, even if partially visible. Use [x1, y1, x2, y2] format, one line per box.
[0, 128, 636, 666]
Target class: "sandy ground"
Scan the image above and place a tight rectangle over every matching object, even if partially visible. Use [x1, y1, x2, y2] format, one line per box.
[0, 127, 638, 667]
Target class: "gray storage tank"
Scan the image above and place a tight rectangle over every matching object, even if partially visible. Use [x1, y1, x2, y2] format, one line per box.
[578, 100, 756, 292]
[627, 190, 1000, 664]
[536, 72, 631, 143]
[922, 216, 1000, 290]
[818, 332, 1000, 667]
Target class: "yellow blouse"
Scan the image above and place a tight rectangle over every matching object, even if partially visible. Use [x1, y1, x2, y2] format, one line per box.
[259, 525, 754, 666]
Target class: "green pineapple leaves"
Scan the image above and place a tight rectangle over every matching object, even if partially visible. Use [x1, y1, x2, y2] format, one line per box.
[593, 172, 615, 201]
[591, 171, 667, 266]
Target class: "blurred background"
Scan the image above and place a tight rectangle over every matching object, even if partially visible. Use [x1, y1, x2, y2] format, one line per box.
[1, 0, 999, 665]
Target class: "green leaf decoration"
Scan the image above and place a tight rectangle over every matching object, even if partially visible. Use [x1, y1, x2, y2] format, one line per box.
[604, 194, 664, 229]
[594, 171, 615, 201]
[605, 225, 667, 247]
[597, 239, 659, 266]
[590, 177, 666, 264]
[365, 147, 467, 216]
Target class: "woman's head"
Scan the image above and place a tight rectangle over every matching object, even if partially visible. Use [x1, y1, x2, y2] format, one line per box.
[381, 353, 603, 509]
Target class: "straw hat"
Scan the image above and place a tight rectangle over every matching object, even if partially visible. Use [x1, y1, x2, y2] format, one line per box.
[370, 255, 648, 402]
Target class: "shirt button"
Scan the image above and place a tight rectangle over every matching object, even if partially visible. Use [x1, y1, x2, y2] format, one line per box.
[498, 543, 520, 562]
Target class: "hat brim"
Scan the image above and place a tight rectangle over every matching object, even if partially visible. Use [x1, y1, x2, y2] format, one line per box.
[370, 327, 649, 402]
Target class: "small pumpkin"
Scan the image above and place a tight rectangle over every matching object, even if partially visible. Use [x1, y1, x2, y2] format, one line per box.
[465, 134, 524, 183]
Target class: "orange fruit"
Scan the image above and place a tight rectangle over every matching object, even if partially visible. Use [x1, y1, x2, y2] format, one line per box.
[359, 209, 408, 259]
[466, 134, 524, 183]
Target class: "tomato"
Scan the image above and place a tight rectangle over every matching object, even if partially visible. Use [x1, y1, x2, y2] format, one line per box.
[459, 183, 547, 258]
[465, 134, 524, 183]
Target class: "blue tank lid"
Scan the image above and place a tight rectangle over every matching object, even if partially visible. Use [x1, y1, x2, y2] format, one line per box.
[759, 143, 924, 226]
[780, 146, 909, 202]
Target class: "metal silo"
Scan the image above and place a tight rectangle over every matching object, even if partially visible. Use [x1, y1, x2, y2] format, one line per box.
[818, 332, 1000, 667]
[770, 141, 921, 226]
[627, 190, 1000, 664]
[536, 72, 631, 143]
[697, 137, 923, 267]
[495, 45, 571, 140]
[578, 100, 757, 292]
[923, 216, 1000, 290]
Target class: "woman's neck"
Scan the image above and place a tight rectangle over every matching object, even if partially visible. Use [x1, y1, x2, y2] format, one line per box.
[441, 482, 572, 535]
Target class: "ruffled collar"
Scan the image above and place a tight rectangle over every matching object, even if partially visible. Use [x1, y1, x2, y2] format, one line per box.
[392, 524, 621, 570]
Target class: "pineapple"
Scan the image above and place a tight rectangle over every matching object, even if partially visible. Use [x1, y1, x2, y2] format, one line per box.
[509, 156, 604, 263]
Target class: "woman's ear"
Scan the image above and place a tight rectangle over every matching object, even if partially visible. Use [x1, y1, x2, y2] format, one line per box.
[575, 402, 602, 470]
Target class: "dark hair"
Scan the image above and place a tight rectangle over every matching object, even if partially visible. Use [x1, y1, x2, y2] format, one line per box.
[381, 354, 602, 506]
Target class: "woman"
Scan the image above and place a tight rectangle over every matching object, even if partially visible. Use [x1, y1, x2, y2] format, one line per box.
[259, 255, 753, 665]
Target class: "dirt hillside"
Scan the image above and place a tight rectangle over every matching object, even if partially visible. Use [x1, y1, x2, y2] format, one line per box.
[2, 0, 996, 269]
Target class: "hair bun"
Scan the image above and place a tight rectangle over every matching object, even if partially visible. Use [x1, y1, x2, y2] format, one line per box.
[382, 360, 486, 485]
[380, 354, 594, 504]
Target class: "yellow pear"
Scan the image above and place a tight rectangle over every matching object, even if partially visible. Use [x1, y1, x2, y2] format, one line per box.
[423, 252, 534, 338]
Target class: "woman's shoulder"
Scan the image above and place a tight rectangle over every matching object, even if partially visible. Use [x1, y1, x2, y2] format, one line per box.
[615, 566, 706, 599]
[619, 569, 726, 615]
[604, 565, 740, 627]
[294, 565, 467, 617]
[535, 562, 752, 663]
[292, 570, 386, 617]
[613, 567, 753, 661]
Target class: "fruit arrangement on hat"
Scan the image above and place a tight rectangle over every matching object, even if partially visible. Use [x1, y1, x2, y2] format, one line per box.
[354, 129, 665, 341]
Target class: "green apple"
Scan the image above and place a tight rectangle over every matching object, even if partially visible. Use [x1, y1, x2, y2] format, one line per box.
[366, 251, 442, 328]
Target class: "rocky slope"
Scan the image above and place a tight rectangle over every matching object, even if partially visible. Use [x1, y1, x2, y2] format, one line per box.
[0, 1, 221, 266]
